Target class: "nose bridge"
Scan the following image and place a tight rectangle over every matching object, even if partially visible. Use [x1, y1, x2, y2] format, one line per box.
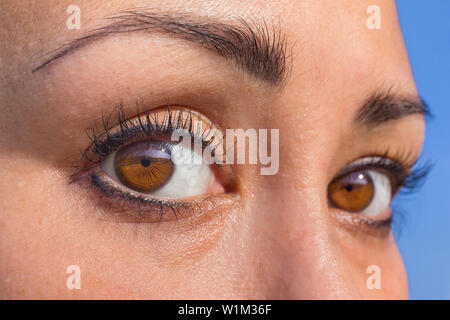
[243, 118, 362, 298]
[251, 181, 361, 299]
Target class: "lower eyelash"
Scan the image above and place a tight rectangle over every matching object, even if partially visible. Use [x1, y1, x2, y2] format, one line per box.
[69, 167, 237, 224]
[329, 151, 432, 235]
[90, 173, 197, 222]
[70, 104, 234, 222]
[78, 103, 432, 229]
[332, 209, 393, 237]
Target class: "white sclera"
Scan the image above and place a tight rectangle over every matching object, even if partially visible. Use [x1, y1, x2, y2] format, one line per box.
[101, 141, 210, 199]
[151, 142, 210, 198]
[360, 170, 392, 217]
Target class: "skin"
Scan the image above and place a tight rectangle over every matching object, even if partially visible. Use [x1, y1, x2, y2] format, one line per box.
[0, 0, 424, 299]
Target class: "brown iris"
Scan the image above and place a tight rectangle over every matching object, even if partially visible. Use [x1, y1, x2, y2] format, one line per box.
[328, 171, 374, 212]
[114, 141, 174, 192]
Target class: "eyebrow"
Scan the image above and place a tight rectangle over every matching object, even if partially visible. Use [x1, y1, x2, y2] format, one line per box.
[32, 9, 290, 85]
[355, 90, 430, 127]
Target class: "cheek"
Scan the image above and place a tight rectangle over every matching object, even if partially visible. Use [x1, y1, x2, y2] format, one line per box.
[0, 156, 236, 298]
[337, 227, 408, 299]
[361, 244, 408, 299]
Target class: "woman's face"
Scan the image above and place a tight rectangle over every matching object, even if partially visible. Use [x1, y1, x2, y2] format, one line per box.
[0, 0, 426, 299]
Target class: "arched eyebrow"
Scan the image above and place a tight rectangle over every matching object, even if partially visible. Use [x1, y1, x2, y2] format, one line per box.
[355, 90, 430, 127]
[32, 9, 290, 86]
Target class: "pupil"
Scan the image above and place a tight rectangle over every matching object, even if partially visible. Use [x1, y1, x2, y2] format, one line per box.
[345, 184, 354, 192]
[141, 158, 151, 167]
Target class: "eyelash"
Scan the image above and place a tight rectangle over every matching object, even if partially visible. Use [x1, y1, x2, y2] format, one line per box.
[388, 156, 432, 234]
[340, 151, 432, 194]
[70, 103, 224, 221]
[84, 103, 217, 163]
[333, 151, 432, 232]
[72, 104, 431, 227]
[90, 172, 201, 222]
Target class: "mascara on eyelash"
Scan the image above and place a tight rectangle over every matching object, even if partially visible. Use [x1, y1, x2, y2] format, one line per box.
[89, 172, 197, 221]
[84, 103, 221, 163]
[334, 150, 431, 194]
[328, 151, 432, 234]
[68, 103, 238, 223]
[74, 103, 431, 231]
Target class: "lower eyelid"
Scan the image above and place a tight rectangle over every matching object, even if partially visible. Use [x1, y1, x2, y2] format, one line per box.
[92, 172, 197, 222]
[71, 167, 236, 223]
[330, 208, 393, 238]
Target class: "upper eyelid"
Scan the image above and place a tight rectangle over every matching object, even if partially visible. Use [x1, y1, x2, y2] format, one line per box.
[85, 104, 219, 161]
[332, 156, 408, 183]
[331, 154, 431, 197]
[334, 147, 425, 177]
[330, 155, 411, 197]
[334, 156, 404, 177]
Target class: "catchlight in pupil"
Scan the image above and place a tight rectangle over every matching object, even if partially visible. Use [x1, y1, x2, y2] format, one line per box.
[114, 141, 174, 192]
[141, 158, 151, 167]
[328, 171, 375, 212]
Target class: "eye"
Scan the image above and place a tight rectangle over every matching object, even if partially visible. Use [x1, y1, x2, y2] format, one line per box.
[101, 137, 219, 199]
[74, 105, 235, 222]
[112, 140, 174, 192]
[328, 169, 392, 219]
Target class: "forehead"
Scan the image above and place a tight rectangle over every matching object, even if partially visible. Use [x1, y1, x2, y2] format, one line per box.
[0, 0, 425, 197]
[1, 1, 420, 144]
[3, 0, 411, 77]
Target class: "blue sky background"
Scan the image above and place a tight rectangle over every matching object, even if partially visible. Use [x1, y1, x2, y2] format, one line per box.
[394, 0, 450, 300]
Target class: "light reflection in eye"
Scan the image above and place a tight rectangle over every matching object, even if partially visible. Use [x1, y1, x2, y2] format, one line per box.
[328, 168, 392, 219]
[113, 140, 174, 192]
[101, 137, 213, 199]
[329, 171, 375, 212]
